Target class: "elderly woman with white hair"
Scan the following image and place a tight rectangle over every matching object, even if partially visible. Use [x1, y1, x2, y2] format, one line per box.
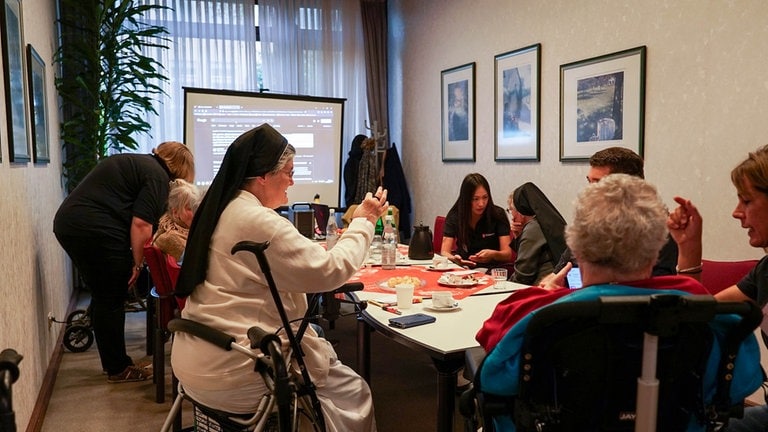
[152, 179, 202, 261]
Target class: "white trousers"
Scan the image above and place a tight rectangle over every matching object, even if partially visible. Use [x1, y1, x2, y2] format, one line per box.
[184, 356, 376, 432]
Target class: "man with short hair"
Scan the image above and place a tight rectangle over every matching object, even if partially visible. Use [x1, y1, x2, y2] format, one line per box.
[538, 146, 677, 288]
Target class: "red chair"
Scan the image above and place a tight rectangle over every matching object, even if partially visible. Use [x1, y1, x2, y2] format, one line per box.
[143, 241, 183, 403]
[701, 259, 757, 295]
[433, 215, 446, 254]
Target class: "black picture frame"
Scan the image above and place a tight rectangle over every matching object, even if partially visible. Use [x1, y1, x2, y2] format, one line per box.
[494, 44, 541, 161]
[560, 46, 646, 161]
[441, 62, 475, 162]
[1, 0, 29, 163]
[27, 44, 49, 163]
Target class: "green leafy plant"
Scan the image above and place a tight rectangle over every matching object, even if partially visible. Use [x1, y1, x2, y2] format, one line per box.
[54, 0, 170, 190]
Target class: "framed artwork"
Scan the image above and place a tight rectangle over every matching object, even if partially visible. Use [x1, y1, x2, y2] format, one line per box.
[560, 46, 646, 161]
[494, 44, 540, 161]
[27, 44, 49, 163]
[441, 62, 475, 162]
[1, 0, 29, 163]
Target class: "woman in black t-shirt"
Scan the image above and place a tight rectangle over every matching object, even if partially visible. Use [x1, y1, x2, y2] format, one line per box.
[440, 173, 512, 270]
[54, 141, 194, 383]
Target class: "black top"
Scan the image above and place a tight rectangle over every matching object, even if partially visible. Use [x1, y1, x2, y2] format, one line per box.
[443, 205, 510, 264]
[53, 154, 170, 252]
[737, 255, 768, 307]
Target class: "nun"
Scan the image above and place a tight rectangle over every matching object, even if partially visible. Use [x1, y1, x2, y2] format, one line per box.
[173, 123, 386, 431]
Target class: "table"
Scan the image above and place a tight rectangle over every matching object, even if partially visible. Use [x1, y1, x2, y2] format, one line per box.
[349, 269, 527, 432]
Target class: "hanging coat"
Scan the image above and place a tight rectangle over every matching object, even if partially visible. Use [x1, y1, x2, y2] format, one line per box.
[343, 134, 366, 207]
[382, 143, 412, 240]
[354, 148, 378, 205]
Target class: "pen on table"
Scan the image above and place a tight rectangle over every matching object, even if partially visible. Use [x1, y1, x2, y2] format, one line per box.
[382, 306, 402, 315]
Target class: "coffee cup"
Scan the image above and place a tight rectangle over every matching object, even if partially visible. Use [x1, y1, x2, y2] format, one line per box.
[432, 291, 455, 308]
[395, 283, 415, 309]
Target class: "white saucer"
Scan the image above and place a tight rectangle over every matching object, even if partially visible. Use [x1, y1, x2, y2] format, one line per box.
[424, 302, 461, 312]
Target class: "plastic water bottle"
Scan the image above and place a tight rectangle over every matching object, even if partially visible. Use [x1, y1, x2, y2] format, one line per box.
[326, 209, 339, 250]
[381, 209, 397, 270]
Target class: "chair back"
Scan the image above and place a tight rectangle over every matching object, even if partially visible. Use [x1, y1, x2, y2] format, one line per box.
[433, 215, 445, 254]
[143, 242, 184, 327]
[311, 203, 330, 235]
[475, 294, 762, 432]
[701, 259, 758, 295]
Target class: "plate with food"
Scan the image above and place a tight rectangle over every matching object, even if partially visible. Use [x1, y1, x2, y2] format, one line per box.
[377, 275, 427, 292]
[437, 271, 480, 287]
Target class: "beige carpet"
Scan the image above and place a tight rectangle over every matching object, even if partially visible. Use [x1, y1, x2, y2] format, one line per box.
[41, 295, 462, 431]
[41, 296, 192, 431]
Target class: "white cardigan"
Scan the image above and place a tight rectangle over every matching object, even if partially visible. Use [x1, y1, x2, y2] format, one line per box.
[172, 191, 372, 393]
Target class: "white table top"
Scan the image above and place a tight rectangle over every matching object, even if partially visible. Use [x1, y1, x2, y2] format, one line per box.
[354, 281, 530, 357]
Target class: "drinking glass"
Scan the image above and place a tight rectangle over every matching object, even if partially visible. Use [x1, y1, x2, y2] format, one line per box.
[368, 235, 383, 265]
[491, 268, 508, 289]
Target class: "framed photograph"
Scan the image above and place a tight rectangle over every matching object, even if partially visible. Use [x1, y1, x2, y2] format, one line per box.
[441, 62, 475, 162]
[495, 44, 540, 161]
[1, 0, 29, 163]
[27, 44, 49, 163]
[560, 46, 646, 161]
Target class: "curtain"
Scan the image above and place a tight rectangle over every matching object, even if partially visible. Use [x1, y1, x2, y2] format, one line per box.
[259, 0, 368, 160]
[134, 0, 259, 153]
[361, 0, 388, 144]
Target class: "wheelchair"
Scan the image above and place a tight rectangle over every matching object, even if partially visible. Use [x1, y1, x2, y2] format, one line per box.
[161, 240, 367, 432]
[460, 294, 764, 432]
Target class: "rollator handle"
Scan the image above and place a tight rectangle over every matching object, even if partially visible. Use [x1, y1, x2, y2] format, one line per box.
[247, 326, 282, 355]
[0, 350, 22, 384]
[231, 241, 271, 274]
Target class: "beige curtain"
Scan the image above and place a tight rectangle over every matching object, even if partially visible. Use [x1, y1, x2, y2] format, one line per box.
[136, 0, 258, 153]
[259, 0, 369, 149]
[361, 0, 389, 143]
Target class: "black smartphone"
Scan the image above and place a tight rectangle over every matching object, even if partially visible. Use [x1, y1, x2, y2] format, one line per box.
[389, 313, 437, 329]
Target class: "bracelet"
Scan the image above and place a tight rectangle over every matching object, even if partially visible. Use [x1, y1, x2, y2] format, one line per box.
[134, 264, 142, 272]
[676, 263, 703, 274]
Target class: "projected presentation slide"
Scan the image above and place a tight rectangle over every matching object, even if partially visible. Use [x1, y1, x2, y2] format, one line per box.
[184, 88, 345, 206]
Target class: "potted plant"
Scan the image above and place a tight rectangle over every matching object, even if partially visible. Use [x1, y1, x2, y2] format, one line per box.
[54, 0, 170, 190]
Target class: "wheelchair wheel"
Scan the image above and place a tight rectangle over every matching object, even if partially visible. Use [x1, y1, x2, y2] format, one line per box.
[63, 325, 94, 353]
[66, 309, 89, 326]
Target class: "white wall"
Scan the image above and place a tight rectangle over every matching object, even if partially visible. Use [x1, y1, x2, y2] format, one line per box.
[0, 0, 71, 428]
[390, 0, 768, 262]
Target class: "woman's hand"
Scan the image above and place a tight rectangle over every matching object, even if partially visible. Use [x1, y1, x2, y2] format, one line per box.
[354, 187, 389, 225]
[667, 196, 703, 272]
[510, 220, 523, 238]
[448, 254, 476, 268]
[538, 262, 571, 290]
[469, 249, 496, 264]
[667, 196, 703, 247]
